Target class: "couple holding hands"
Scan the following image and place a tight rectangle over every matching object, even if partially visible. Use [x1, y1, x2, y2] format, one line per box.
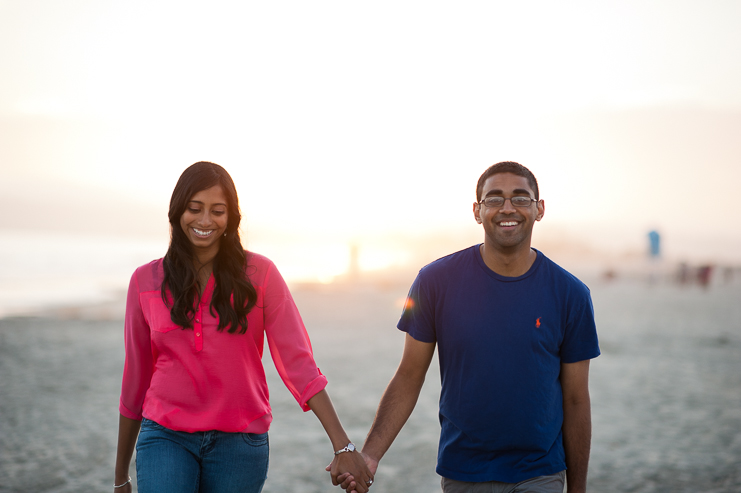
[115, 161, 599, 493]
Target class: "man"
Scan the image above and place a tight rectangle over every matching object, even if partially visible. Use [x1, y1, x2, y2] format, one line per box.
[338, 162, 599, 493]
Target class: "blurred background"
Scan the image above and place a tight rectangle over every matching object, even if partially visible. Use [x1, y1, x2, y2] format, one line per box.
[1, 0, 740, 315]
[1, 1, 740, 492]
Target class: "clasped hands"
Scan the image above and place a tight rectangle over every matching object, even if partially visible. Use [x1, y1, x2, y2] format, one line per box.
[327, 450, 379, 493]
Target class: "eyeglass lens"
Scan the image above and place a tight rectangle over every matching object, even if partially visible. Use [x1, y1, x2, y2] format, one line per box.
[482, 196, 533, 207]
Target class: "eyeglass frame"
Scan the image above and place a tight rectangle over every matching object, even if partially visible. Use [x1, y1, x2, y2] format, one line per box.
[477, 195, 539, 208]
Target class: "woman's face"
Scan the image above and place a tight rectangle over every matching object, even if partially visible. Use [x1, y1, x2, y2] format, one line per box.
[179, 185, 229, 256]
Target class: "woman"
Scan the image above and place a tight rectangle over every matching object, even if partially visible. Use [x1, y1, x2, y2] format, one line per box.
[114, 162, 372, 493]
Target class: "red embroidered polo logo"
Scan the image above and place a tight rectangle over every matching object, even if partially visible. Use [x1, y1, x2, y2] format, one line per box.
[535, 317, 541, 328]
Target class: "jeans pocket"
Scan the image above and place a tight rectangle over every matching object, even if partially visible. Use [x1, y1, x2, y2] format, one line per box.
[140, 418, 167, 431]
[241, 432, 269, 447]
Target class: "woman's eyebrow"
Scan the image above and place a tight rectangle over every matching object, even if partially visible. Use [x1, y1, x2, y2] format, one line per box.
[188, 200, 227, 206]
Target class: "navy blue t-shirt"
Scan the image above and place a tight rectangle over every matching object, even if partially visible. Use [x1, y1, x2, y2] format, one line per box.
[398, 246, 600, 483]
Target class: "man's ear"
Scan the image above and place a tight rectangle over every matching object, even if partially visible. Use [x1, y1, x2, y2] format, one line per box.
[536, 199, 545, 221]
[473, 202, 482, 223]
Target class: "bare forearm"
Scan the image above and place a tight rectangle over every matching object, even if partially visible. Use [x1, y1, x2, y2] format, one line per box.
[563, 400, 591, 493]
[362, 369, 425, 462]
[307, 389, 351, 450]
[115, 414, 141, 484]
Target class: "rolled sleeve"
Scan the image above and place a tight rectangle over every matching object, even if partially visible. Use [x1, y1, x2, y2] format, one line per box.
[297, 372, 329, 411]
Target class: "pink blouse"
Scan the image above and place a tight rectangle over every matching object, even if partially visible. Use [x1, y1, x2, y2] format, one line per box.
[118, 252, 327, 433]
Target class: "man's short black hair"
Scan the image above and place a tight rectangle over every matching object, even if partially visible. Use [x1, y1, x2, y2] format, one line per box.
[476, 161, 539, 202]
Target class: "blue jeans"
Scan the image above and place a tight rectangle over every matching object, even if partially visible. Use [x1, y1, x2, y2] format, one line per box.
[136, 418, 269, 493]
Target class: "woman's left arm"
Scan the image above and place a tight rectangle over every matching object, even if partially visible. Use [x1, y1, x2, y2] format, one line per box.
[260, 261, 371, 490]
[308, 389, 373, 493]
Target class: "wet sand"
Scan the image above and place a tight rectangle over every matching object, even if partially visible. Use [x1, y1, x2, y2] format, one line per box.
[1, 279, 740, 492]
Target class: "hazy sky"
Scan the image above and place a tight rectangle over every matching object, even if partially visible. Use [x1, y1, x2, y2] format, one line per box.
[2, 0, 741, 282]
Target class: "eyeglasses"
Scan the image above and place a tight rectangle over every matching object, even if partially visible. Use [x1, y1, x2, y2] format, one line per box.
[478, 196, 537, 208]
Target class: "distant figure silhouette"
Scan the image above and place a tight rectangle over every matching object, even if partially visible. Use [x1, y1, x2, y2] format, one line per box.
[697, 265, 713, 288]
[677, 262, 690, 285]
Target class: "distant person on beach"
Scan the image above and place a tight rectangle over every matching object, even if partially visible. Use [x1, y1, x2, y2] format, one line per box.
[336, 162, 600, 493]
[114, 162, 372, 493]
[646, 229, 662, 285]
[648, 230, 660, 258]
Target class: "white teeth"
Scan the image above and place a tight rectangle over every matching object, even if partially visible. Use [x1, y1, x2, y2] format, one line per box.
[193, 228, 214, 237]
[499, 221, 519, 227]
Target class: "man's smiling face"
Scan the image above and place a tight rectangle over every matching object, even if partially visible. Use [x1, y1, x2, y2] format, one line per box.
[473, 172, 544, 252]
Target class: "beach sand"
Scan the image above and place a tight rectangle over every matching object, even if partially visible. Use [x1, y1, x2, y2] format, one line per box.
[1, 279, 740, 492]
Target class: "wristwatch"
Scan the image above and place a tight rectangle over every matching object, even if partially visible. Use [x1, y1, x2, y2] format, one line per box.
[334, 442, 356, 455]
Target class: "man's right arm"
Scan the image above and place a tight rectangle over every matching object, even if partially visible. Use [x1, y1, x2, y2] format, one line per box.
[361, 333, 436, 470]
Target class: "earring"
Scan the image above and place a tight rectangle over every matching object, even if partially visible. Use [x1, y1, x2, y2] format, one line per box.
[223, 232, 227, 237]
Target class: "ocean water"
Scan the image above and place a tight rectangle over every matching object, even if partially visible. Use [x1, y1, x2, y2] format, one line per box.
[0, 276, 740, 492]
[0, 231, 163, 318]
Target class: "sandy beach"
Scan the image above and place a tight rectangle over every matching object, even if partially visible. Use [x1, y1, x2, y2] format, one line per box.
[1, 277, 740, 493]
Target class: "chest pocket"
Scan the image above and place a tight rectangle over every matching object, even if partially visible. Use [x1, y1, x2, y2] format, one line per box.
[147, 297, 181, 333]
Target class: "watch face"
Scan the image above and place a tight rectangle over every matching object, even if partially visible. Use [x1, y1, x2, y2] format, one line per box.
[336, 442, 356, 455]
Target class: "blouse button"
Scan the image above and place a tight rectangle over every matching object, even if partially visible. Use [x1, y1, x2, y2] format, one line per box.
[196, 332, 201, 337]
[195, 318, 200, 322]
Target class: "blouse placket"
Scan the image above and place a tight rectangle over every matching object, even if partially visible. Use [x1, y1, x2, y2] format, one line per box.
[194, 302, 204, 352]
[193, 275, 215, 353]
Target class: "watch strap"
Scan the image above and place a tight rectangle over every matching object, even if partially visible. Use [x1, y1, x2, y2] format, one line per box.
[334, 442, 356, 455]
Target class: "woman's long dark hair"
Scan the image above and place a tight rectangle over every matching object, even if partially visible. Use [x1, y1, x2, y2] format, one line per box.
[162, 161, 257, 334]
